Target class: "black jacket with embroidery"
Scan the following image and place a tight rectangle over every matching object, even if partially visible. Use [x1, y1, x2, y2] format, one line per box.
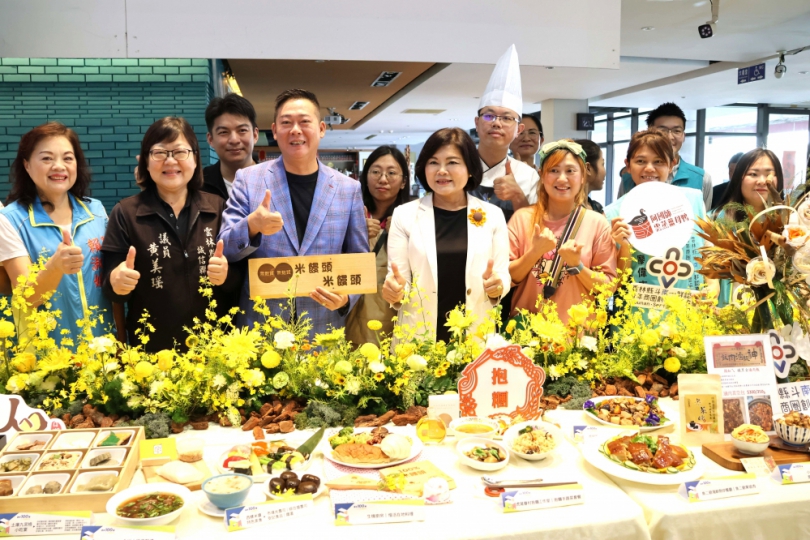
[101, 188, 242, 352]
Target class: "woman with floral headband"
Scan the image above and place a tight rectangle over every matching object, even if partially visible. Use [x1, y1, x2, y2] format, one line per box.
[508, 139, 616, 323]
[383, 127, 509, 343]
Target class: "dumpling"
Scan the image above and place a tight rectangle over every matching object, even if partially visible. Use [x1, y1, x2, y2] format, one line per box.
[157, 460, 203, 484]
[77, 474, 117, 492]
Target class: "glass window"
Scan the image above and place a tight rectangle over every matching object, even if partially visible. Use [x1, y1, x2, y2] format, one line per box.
[768, 113, 809, 190]
[680, 135, 696, 165]
[614, 116, 632, 142]
[703, 135, 758, 186]
[611, 141, 629, 202]
[706, 107, 757, 133]
[591, 120, 607, 144]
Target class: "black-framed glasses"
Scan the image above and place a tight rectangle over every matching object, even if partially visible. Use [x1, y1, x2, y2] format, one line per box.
[149, 148, 194, 161]
[479, 113, 518, 126]
[368, 170, 403, 180]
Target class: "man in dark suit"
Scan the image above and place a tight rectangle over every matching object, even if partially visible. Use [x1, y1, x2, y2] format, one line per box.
[202, 93, 260, 201]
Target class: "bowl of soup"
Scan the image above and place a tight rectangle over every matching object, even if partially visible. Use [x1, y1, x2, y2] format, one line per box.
[106, 482, 190, 526]
[202, 473, 253, 509]
[449, 417, 499, 440]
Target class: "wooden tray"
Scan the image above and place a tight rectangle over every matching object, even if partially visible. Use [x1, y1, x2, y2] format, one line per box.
[702, 435, 808, 471]
[0, 427, 143, 512]
[142, 460, 212, 491]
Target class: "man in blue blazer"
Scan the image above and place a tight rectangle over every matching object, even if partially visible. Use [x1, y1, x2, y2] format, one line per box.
[218, 89, 368, 335]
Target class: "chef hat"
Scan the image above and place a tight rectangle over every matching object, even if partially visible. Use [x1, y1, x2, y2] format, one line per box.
[479, 44, 523, 118]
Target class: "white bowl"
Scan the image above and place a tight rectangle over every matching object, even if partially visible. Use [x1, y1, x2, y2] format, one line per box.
[449, 417, 499, 440]
[37, 451, 82, 472]
[19, 473, 71, 496]
[9, 433, 53, 452]
[731, 437, 769, 455]
[0, 453, 39, 474]
[456, 437, 509, 471]
[70, 470, 120, 493]
[82, 447, 128, 469]
[52, 431, 95, 449]
[775, 418, 810, 446]
[107, 482, 190, 526]
[503, 421, 563, 461]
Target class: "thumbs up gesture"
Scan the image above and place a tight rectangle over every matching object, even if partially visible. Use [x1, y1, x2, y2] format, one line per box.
[110, 246, 141, 295]
[558, 239, 584, 269]
[51, 229, 84, 275]
[382, 262, 407, 305]
[207, 240, 229, 286]
[365, 206, 381, 241]
[482, 258, 503, 299]
[247, 189, 284, 237]
[493, 160, 523, 203]
[530, 223, 557, 256]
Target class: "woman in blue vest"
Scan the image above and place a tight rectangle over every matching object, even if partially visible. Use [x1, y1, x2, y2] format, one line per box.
[0, 122, 111, 347]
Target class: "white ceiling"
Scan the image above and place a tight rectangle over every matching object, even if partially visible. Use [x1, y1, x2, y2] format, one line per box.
[323, 0, 810, 149]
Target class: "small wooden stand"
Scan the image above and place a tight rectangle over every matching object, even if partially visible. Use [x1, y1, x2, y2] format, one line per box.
[702, 435, 809, 471]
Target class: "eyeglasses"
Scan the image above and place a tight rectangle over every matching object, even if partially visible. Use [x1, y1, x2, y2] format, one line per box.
[368, 170, 403, 180]
[655, 127, 685, 136]
[479, 113, 518, 126]
[149, 148, 194, 161]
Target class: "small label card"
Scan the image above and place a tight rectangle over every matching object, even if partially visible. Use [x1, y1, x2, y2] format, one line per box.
[0, 511, 91, 537]
[740, 456, 776, 477]
[334, 499, 425, 526]
[772, 462, 810, 484]
[224, 495, 313, 532]
[572, 425, 600, 444]
[139, 438, 177, 466]
[501, 484, 585, 513]
[79, 525, 175, 540]
[679, 474, 759, 502]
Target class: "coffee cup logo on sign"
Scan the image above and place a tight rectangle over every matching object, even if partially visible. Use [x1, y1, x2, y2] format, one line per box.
[619, 182, 696, 257]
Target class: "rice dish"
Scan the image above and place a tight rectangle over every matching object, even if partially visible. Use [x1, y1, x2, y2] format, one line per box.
[511, 426, 556, 455]
[206, 475, 251, 494]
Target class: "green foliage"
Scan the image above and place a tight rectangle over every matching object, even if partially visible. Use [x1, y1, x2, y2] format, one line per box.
[294, 400, 358, 429]
[562, 381, 595, 410]
[129, 412, 172, 439]
[99, 378, 136, 417]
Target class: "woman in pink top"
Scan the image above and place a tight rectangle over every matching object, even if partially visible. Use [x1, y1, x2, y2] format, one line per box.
[508, 140, 617, 323]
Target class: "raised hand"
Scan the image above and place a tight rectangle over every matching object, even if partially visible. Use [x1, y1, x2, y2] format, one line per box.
[493, 160, 523, 202]
[382, 262, 406, 305]
[207, 239, 228, 286]
[558, 239, 583, 268]
[530, 224, 557, 256]
[365, 205, 381, 241]
[52, 229, 84, 275]
[247, 189, 284, 237]
[110, 246, 141, 295]
[482, 258, 503, 299]
[610, 217, 631, 247]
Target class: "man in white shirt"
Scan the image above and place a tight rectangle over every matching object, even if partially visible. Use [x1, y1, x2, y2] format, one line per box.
[468, 45, 539, 222]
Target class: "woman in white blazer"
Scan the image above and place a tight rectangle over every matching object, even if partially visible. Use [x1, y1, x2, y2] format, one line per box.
[383, 128, 510, 343]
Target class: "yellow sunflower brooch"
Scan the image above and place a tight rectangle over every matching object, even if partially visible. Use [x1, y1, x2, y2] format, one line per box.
[468, 208, 487, 227]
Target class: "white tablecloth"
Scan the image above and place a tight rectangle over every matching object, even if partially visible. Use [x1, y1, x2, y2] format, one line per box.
[548, 399, 810, 540]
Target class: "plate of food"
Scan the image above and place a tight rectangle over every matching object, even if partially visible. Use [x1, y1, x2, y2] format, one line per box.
[503, 421, 562, 461]
[583, 396, 672, 431]
[324, 426, 422, 469]
[218, 428, 324, 482]
[582, 431, 703, 485]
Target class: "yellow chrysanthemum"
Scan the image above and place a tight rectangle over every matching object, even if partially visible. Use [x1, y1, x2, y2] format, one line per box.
[358, 343, 381, 363]
[664, 357, 681, 373]
[12, 353, 36, 373]
[156, 350, 173, 372]
[261, 350, 282, 369]
[367, 320, 383, 331]
[134, 361, 153, 380]
[641, 329, 660, 347]
[0, 320, 15, 339]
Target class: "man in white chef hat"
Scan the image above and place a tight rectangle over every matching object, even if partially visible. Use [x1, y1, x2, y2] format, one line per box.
[470, 44, 539, 223]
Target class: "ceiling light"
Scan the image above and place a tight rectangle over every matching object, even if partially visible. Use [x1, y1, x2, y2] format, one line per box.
[371, 71, 401, 87]
[641, 26, 655, 31]
[401, 109, 446, 114]
[349, 101, 369, 110]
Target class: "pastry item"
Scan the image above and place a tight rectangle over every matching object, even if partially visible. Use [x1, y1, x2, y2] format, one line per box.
[77, 474, 117, 492]
[0, 479, 13, 496]
[44, 481, 62, 494]
[380, 433, 412, 460]
[332, 442, 389, 464]
[25, 484, 44, 495]
[157, 461, 203, 484]
[15, 439, 47, 451]
[89, 452, 112, 466]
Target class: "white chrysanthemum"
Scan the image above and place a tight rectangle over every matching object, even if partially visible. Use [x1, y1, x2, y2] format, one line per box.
[212, 374, 227, 389]
[345, 378, 361, 395]
[406, 354, 427, 371]
[580, 336, 598, 352]
[243, 369, 266, 388]
[89, 336, 115, 354]
[368, 361, 386, 374]
[548, 364, 563, 379]
[273, 330, 296, 349]
[672, 347, 687, 358]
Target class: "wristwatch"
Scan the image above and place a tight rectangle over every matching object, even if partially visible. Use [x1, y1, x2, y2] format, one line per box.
[566, 263, 585, 276]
